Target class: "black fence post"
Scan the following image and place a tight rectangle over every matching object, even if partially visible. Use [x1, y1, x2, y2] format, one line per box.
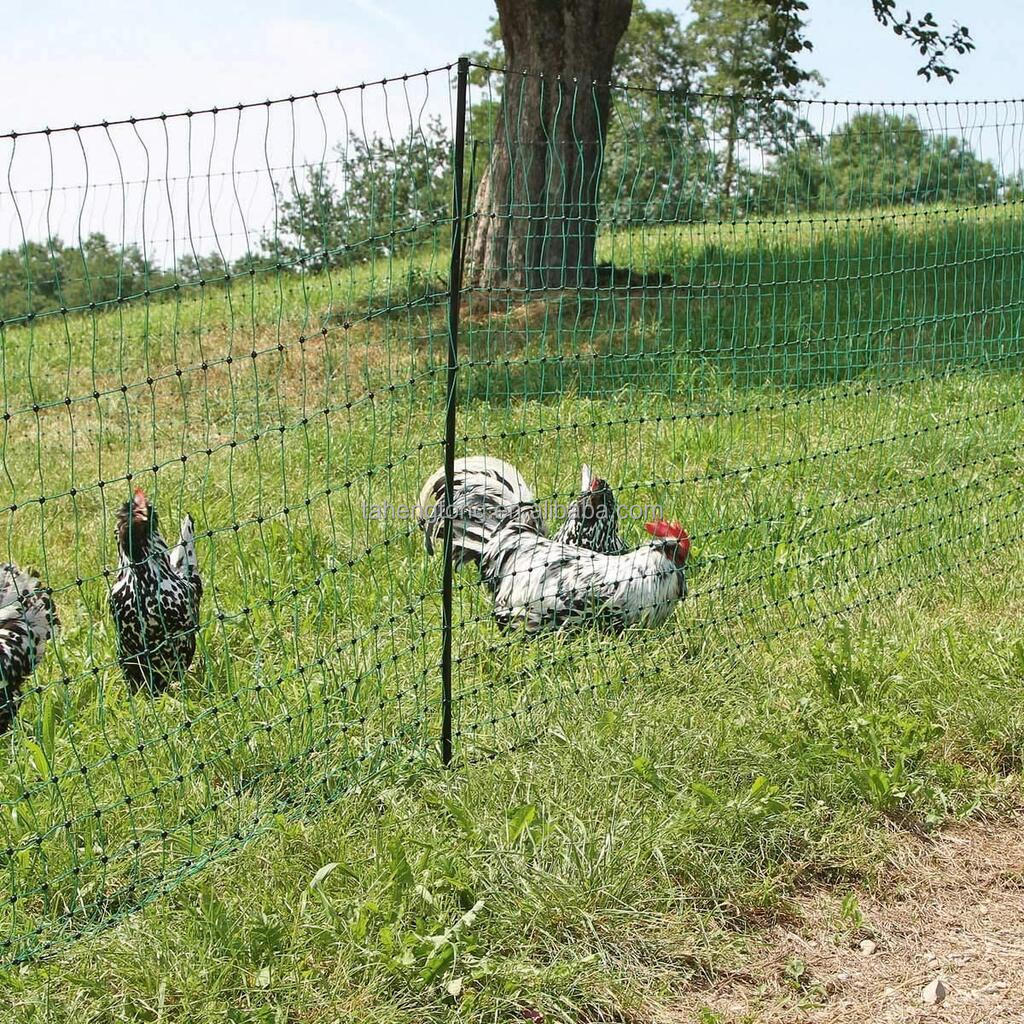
[441, 56, 469, 767]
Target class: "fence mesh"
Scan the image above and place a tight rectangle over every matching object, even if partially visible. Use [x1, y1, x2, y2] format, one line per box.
[447, 66, 1023, 759]
[0, 60, 1021, 962]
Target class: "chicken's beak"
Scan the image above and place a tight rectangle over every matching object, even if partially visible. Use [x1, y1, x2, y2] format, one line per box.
[132, 488, 149, 522]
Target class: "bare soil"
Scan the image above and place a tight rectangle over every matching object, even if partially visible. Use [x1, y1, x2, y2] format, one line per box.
[661, 817, 1024, 1023]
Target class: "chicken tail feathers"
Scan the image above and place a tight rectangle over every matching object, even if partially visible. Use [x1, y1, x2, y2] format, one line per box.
[417, 456, 545, 564]
[170, 515, 199, 577]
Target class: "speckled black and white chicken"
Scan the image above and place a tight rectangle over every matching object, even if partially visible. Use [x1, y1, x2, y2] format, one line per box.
[109, 488, 202, 692]
[551, 463, 627, 555]
[0, 563, 59, 733]
[477, 515, 689, 633]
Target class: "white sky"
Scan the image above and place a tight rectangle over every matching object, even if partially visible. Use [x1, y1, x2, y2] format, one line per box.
[1, 0, 1020, 262]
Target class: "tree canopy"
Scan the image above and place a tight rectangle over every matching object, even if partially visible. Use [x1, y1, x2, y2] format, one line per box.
[0, 234, 158, 321]
[754, 111, 1000, 212]
[684, 0, 824, 202]
[273, 116, 452, 269]
[761, 1, 973, 85]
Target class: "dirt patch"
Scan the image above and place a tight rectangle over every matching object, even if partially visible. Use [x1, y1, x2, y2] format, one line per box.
[661, 817, 1024, 1023]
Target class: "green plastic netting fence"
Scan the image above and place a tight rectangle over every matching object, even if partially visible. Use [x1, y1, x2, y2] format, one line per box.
[0, 60, 1020, 962]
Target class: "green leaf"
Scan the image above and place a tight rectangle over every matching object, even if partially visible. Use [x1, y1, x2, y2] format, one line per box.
[307, 862, 338, 891]
[420, 941, 455, 985]
[444, 798, 476, 837]
[23, 740, 49, 779]
[506, 803, 537, 845]
[690, 781, 722, 807]
[389, 841, 414, 900]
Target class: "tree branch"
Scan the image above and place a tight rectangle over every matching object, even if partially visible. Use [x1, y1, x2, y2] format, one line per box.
[870, 1, 974, 82]
[762, 1, 973, 83]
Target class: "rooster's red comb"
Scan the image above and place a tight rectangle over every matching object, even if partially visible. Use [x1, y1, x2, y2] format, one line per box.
[645, 519, 686, 538]
[645, 520, 691, 559]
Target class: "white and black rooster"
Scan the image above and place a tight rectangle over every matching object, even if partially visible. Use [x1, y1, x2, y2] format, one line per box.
[0, 563, 59, 733]
[110, 488, 203, 692]
[418, 456, 689, 633]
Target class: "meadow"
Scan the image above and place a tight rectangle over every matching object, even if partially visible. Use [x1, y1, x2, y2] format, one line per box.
[0, 199, 1023, 1020]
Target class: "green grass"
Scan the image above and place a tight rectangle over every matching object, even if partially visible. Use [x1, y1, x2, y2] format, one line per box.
[5, 536, 1024, 1022]
[0, 201, 1022, 1019]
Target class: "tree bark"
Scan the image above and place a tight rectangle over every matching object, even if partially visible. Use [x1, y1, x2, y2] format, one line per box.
[719, 30, 749, 205]
[466, 0, 632, 291]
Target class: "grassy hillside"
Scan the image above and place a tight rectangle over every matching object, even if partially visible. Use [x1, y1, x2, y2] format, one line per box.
[0, 201, 1022, 1016]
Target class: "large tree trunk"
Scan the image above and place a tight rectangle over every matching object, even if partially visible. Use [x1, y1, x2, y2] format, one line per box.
[466, 0, 632, 291]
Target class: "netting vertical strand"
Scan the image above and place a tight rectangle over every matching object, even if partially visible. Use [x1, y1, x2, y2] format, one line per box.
[441, 57, 469, 767]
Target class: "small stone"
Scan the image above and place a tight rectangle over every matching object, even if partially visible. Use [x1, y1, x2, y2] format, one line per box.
[922, 979, 947, 1005]
[859, 939, 878, 956]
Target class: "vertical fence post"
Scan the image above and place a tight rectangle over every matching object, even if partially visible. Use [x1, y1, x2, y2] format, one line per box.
[441, 56, 469, 767]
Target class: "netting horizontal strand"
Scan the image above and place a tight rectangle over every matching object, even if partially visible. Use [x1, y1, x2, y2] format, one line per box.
[0, 65, 461, 141]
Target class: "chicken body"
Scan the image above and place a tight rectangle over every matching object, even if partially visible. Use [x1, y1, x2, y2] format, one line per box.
[480, 521, 687, 633]
[109, 489, 202, 692]
[0, 563, 59, 732]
